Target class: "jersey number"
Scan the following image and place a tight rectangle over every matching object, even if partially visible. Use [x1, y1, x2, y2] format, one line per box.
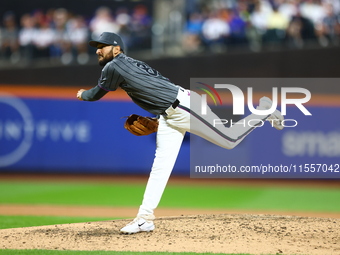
[136, 63, 159, 77]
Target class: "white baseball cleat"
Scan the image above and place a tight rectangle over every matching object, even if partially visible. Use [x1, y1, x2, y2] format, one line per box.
[267, 109, 284, 130]
[259, 97, 284, 130]
[120, 214, 155, 234]
[258, 96, 273, 110]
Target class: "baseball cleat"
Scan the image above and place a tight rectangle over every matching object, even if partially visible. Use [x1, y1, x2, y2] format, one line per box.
[267, 109, 284, 130]
[258, 97, 284, 130]
[258, 96, 274, 110]
[120, 215, 155, 234]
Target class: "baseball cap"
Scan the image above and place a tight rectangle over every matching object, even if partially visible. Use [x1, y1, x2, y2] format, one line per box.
[89, 32, 125, 52]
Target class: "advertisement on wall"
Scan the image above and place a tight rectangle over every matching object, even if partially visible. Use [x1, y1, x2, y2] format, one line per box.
[0, 89, 189, 174]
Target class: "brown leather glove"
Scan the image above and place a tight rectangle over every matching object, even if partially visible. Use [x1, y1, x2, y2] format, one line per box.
[124, 114, 159, 136]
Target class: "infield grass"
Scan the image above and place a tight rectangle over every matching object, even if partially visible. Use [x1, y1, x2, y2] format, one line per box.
[0, 181, 339, 212]
[0, 180, 339, 230]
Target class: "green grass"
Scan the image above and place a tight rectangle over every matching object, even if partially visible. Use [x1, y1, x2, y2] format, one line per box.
[161, 185, 340, 212]
[0, 180, 339, 231]
[0, 182, 145, 206]
[0, 181, 339, 212]
[0, 251, 252, 255]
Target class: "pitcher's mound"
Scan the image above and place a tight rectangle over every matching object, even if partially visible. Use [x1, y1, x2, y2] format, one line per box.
[1, 214, 339, 255]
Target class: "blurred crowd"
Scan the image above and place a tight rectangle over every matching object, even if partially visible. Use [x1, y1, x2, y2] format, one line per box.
[1, 0, 340, 66]
[183, 0, 340, 53]
[0, 5, 152, 65]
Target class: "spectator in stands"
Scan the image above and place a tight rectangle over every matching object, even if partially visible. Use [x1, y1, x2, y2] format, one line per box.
[248, 0, 272, 50]
[19, 14, 37, 64]
[201, 10, 230, 52]
[49, 8, 72, 64]
[67, 15, 89, 64]
[264, 5, 289, 45]
[278, 0, 298, 20]
[286, 5, 316, 48]
[129, 4, 152, 50]
[320, 3, 340, 46]
[115, 7, 132, 49]
[1, 12, 20, 64]
[90, 6, 120, 39]
[182, 12, 204, 53]
[227, 8, 248, 46]
[300, 0, 327, 29]
[300, 0, 327, 46]
[33, 19, 54, 60]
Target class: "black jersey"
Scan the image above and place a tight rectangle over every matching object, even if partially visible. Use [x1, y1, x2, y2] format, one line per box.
[97, 53, 179, 115]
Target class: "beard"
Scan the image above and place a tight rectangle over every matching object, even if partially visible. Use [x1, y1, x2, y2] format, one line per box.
[98, 52, 114, 66]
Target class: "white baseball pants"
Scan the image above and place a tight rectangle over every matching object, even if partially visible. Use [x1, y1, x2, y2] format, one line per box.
[138, 88, 269, 216]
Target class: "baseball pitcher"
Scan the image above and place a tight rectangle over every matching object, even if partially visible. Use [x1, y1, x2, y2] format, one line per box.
[77, 32, 284, 234]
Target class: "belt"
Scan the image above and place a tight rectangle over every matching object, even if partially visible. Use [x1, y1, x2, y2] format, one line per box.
[162, 99, 180, 116]
[172, 99, 180, 109]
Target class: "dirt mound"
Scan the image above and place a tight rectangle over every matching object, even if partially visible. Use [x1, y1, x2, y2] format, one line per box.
[0, 214, 339, 255]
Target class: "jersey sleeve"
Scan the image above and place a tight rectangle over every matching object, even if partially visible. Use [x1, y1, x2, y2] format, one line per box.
[81, 85, 108, 101]
[98, 62, 125, 91]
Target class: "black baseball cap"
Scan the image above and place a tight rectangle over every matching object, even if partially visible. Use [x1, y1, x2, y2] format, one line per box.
[89, 32, 125, 52]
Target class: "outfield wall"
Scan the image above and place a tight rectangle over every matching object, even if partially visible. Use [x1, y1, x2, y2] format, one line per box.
[0, 86, 189, 174]
[1, 47, 339, 176]
[0, 85, 339, 177]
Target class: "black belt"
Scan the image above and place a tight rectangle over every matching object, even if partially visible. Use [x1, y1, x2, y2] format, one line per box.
[172, 99, 180, 109]
[162, 99, 180, 116]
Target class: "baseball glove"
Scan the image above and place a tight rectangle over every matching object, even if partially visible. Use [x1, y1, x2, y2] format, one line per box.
[124, 114, 159, 136]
